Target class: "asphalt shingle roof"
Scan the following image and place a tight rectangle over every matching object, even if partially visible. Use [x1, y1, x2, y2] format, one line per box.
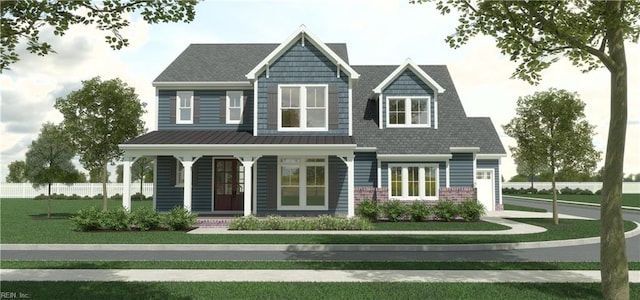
[125, 130, 355, 145]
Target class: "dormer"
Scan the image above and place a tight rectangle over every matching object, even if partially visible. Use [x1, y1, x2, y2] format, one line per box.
[373, 59, 445, 129]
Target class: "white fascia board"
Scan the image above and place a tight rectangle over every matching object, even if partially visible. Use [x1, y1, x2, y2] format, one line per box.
[372, 58, 445, 94]
[449, 147, 481, 153]
[476, 153, 508, 159]
[152, 81, 253, 89]
[377, 154, 452, 161]
[245, 25, 360, 80]
[355, 147, 377, 152]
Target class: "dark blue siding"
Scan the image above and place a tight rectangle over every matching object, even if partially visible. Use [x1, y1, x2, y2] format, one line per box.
[382, 69, 436, 128]
[450, 153, 473, 187]
[155, 156, 213, 213]
[439, 161, 446, 187]
[192, 157, 212, 213]
[256, 39, 349, 135]
[477, 159, 500, 205]
[158, 89, 253, 131]
[354, 152, 377, 187]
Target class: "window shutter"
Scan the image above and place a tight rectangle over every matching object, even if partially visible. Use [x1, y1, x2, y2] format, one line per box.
[267, 85, 278, 129]
[267, 161, 277, 210]
[220, 95, 226, 123]
[170, 158, 177, 185]
[170, 96, 177, 124]
[193, 96, 200, 124]
[328, 85, 339, 129]
[328, 159, 339, 210]
[241, 95, 249, 124]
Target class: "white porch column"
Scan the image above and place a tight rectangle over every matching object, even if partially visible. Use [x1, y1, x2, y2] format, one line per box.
[122, 160, 132, 212]
[340, 155, 355, 217]
[237, 156, 260, 216]
[181, 161, 195, 212]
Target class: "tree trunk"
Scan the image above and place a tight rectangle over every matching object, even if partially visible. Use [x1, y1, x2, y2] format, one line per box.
[551, 169, 558, 225]
[601, 2, 629, 298]
[47, 182, 52, 219]
[102, 162, 108, 212]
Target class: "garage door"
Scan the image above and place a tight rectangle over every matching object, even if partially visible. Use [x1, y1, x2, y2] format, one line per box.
[476, 170, 495, 211]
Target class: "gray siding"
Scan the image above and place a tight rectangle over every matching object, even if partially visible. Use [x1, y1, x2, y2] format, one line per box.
[450, 153, 473, 187]
[158, 90, 254, 131]
[256, 39, 350, 136]
[382, 69, 436, 128]
[380, 161, 446, 189]
[256, 155, 347, 216]
[354, 152, 377, 187]
[477, 159, 500, 205]
[155, 156, 212, 213]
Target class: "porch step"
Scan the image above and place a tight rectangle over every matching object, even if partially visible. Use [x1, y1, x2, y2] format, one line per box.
[196, 218, 234, 228]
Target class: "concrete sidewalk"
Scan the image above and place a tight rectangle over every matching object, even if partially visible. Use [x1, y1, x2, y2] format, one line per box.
[1, 269, 639, 283]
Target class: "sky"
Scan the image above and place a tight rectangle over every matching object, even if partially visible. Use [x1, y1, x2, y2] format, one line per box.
[1, 0, 639, 182]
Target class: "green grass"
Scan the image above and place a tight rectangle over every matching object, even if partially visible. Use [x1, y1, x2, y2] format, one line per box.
[1, 282, 638, 299]
[3, 260, 640, 270]
[509, 193, 640, 208]
[503, 203, 547, 212]
[1, 198, 637, 244]
[371, 220, 509, 231]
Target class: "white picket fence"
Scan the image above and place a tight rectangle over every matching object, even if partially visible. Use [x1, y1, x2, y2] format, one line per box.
[0, 183, 153, 198]
[502, 182, 640, 194]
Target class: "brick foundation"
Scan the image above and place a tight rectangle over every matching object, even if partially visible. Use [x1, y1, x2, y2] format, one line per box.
[438, 187, 475, 203]
[354, 187, 388, 204]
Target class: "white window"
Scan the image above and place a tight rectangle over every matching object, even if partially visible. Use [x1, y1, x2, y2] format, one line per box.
[279, 85, 327, 131]
[387, 97, 430, 127]
[176, 160, 185, 186]
[176, 91, 193, 124]
[388, 164, 438, 200]
[278, 157, 328, 210]
[226, 91, 243, 124]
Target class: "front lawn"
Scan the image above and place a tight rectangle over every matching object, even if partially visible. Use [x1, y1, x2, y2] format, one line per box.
[1, 198, 636, 244]
[509, 193, 640, 208]
[503, 203, 547, 212]
[2, 282, 638, 300]
[371, 221, 508, 231]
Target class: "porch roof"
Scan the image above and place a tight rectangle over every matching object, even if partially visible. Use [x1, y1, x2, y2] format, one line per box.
[122, 130, 355, 145]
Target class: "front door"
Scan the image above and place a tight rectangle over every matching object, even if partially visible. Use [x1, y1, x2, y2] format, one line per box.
[214, 159, 244, 211]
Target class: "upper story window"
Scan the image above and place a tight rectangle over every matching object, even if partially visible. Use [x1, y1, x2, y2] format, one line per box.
[389, 164, 438, 200]
[279, 85, 328, 131]
[226, 91, 243, 124]
[176, 91, 193, 124]
[387, 97, 430, 127]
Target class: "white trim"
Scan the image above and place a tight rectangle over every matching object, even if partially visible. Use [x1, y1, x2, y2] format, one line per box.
[377, 160, 382, 188]
[445, 160, 450, 188]
[253, 79, 259, 136]
[385, 96, 431, 128]
[434, 96, 438, 129]
[498, 158, 503, 208]
[226, 91, 243, 124]
[175, 157, 185, 186]
[355, 147, 377, 152]
[176, 91, 194, 124]
[387, 163, 439, 201]
[277, 157, 329, 210]
[476, 153, 508, 159]
[277, 84, 329, 131]
[473, 153, 477, 188]
[348, 81, 353, 136]
[246, 25, 360, 80]
[377, 154, 452, 161]
[373, 58, 445, 94]
[153, 81, 252, 89]
[152, 157, 157, 210]
[449, 147, 480, 153]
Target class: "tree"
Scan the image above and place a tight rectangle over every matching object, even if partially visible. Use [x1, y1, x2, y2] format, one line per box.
[412, 1, 638, 297]
[55, 77, 146, 211]
[6, 160, 27, 183]
[131, 157, 153, 200]
[514, 155, 545, 189]
[0, 0, 199, 70]
[504, 89, 601, 224]
[116, 165, 124, 183]
[24, 122, 77, 218]
[89, 167, 110, 184]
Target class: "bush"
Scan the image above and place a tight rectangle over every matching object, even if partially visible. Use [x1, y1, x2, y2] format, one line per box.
[261, 215, 286, 230]
[355, 198, 379, 222]
[433, 200, 459, 222]
[560, 187, 575, 195]
[228, 215, 261, 230]
[131, 207, 162, 231]
[164, 206, 197, 231]
[595, 189, 602, 195]
[102, 208, 131, 231]
[109, 193, 123, 201]
[408, 201, 431, 222]
[458, 199, 486, 222]
[381, 200, 408, 222]
[69, 206, 103, 231]
[34, 194, 48, 200]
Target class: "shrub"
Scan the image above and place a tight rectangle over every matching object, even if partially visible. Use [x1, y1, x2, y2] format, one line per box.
[381, 200, 408, 222]
[34, 194, 48, 200]
[355, 198, 379, 222]
[164, 206, 197, 231]
[458, 199, 486, 222]
[69, 206, 103, 231]
[132, 192, 149, 201]
[560, 187, 575, 195]
[595, 189, 602, 195]
[261, 215, 285, 230]
[131, 207, 162, 231]
[408, 201, 431, 222]
[102, 208, 131, 231]
[109, 193, 123, 201]
[228, 215, 261, 230]
[433, 200, 459, 222]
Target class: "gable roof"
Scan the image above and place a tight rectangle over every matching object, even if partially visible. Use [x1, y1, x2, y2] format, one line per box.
[154, 43, 350, 83]
[352, 65, 505, 155]
[245, 25, 360, 80]
[373, 58, 445, 94]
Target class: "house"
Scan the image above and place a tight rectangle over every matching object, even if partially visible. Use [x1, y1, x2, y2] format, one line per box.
[119, 25, 506, 217]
